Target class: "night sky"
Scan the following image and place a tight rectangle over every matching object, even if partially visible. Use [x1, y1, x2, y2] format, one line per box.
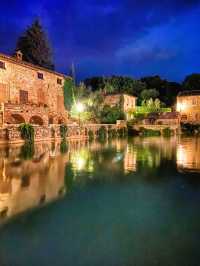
[0, 0, 200, 81]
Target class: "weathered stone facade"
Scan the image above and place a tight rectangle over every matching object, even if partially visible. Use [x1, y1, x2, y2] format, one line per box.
[177, 91, 200, 123]
[0, 52, 69, 126]
[104, 94, 136, 113]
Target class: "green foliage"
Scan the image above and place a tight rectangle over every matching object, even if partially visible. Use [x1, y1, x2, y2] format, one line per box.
[141, 75, 181, 106]
[183, 74, 200, 91]
[60, 139, 68, 154]
[181, 123, 200, 135]
[139, 127, 161, 137]
[163, 127, 173, 137]
[97, 126, 107, 140]
[20, 142, 35, 160]
[88, 130, 94, 141]
[100, 105, 125, 124]
[19, 123, 34, 142]
[140, 89, 159, 101]
[84, 76, 146, 96]
[15, 19, 54, 70]
[63, 79, 75, 110]
[60, 124, 68, 139]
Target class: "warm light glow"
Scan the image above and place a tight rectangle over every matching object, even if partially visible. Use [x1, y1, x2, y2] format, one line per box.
[177, 102, 187, 112]
[76, 102, 85, 113]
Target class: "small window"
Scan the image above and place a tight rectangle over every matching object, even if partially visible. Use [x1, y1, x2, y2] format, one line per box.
[20, 90, 28, 104]
[0, 61, 5, 69]
[37, 72, 44, 79]
[57, 78, 62, 85]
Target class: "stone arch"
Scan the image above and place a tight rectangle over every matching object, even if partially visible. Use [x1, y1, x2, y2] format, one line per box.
[48, 116, 54, 125]
[29, 115, 44, 126]
[58, 118, 64, 124]
[11, 114, 25, 124]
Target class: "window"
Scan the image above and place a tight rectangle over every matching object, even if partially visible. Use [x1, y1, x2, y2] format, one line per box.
[19, 90, 28, 104]
[57, 78, 62, 85]
[37, 72, 44, 79]
[0, 61, 5, 69]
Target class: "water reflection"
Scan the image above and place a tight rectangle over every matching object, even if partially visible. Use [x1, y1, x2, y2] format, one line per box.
[0, 142, 67, 224]
[0, 137, 199, 224]
[177, 137, 200, 173]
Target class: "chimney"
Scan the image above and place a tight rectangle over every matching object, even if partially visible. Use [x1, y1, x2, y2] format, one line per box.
[15, 50, 23, 61]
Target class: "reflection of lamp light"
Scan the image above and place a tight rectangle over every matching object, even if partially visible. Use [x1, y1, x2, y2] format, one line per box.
[76, 157, 85, 170]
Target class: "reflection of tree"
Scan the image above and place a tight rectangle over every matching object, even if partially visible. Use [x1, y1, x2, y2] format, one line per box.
[60, 140, 68, 154]
[20, 142, 35, 160]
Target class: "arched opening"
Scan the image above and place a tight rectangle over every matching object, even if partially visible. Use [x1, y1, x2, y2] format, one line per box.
[29, 115, 43, 126]
[49, 117, 54, 125]
[10, 114, 25, 124]
[58, 118, 64, 124]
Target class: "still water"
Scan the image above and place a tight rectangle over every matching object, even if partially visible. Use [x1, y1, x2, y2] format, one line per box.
[0, 137, 200, 266]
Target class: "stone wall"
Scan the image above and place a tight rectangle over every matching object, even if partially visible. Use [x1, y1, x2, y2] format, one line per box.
[0, 53, 69, 125]
[104, 94, 136, 113]
[0, 123, 126, 143]
[177, 95, 200, 123]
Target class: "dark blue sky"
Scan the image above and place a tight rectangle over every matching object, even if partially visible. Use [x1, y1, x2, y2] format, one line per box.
[1, 0, 200, 81]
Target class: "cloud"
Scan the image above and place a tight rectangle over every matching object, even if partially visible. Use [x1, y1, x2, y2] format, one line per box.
[0, 0, 200, 80]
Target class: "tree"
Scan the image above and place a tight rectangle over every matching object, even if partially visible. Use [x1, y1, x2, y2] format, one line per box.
[63, 79, 75, 110]
[100, 105, 125, 124]
[15, 19, 54, 70]
[140, 89, 159, 100]
[183, 74, 200, 91]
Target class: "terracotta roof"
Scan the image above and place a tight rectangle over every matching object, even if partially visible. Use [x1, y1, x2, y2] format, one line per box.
[158, 112, 179, 119]
[178, 90, 200, 97]
[0, 52, 71, 79]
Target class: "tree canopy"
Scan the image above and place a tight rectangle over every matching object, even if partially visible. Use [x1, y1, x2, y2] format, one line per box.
[15, 19, 54, 70]
[183, 74, 200, 91]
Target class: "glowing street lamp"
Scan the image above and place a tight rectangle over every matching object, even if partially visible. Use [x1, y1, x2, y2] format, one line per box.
[76, 102, 85, 126]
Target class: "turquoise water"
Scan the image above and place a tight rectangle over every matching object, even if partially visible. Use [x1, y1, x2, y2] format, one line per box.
[0, 137, 200, 266]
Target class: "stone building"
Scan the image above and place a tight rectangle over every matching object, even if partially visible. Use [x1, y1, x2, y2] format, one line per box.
[104, 93, 136, 119]
[177, 91, 200, 123]
[0, 51, 70, 126]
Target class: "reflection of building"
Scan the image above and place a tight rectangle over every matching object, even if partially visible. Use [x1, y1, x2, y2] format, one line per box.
[177, 91, 200, 123]
[104, 94, 136, 114]
[0, 51, 69, 127]
[177, 138, 200, 173]
[124, 144, 137, 173]
[0, 143, 68, 223]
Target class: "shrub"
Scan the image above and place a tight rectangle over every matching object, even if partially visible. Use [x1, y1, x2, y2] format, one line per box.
[181, 123, 200, 135]
[97, 126, 107, 140]
[100, 105, 125, 124]
[60, 124, 68, 139]
[20, 142, 35, 160]
[60, 139, 68, 154]
[139, 127, 161, 137]
[19, 123, 34, 142]
[163, 127, 173, 137]
[88, 130, 94, 141]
